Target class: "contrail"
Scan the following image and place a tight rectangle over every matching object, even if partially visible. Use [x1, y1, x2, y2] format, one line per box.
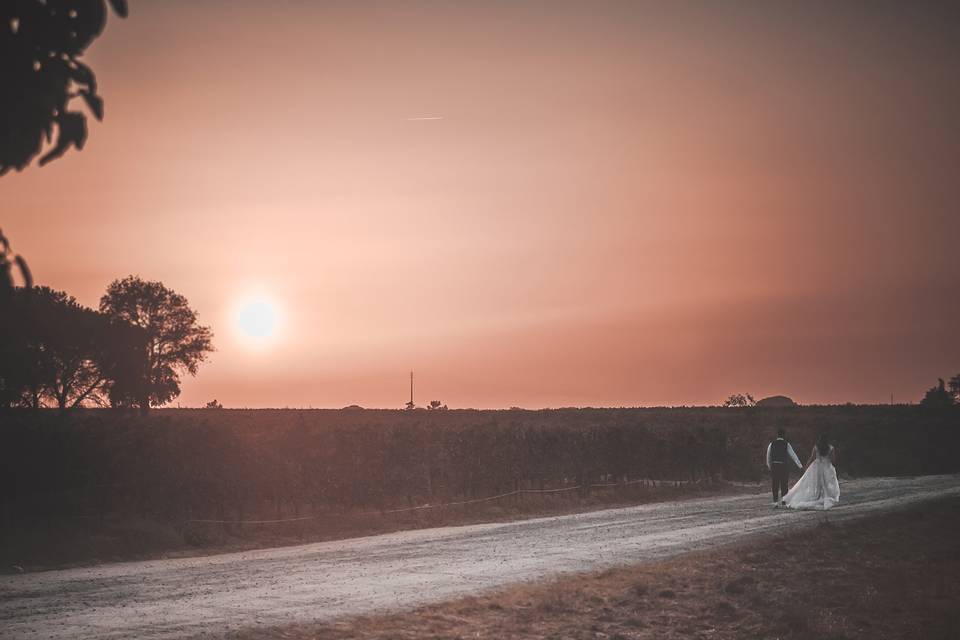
[405, 116, 444, 121]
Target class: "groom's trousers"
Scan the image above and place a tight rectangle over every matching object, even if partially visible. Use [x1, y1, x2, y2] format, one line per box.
[771, 463, 789, 501]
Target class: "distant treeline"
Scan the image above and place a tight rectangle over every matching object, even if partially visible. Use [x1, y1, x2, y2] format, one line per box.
[1, 406, 957, 531]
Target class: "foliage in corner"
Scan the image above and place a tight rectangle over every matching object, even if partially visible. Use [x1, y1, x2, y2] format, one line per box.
[0, 229, 33, 297]
[0, 0, 128, 175]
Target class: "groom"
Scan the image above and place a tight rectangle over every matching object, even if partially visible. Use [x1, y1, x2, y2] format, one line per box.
[766, 428, 803, 507]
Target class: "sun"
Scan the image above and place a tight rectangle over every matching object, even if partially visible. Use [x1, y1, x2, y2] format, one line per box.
[233, 296, 282, 346]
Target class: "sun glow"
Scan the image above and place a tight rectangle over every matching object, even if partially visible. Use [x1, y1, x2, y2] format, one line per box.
[232, 295, 283, 348]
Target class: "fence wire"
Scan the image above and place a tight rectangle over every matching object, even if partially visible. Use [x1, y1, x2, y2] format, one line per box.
[180, 479, 667, 526]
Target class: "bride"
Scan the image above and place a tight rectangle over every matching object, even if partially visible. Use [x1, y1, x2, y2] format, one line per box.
[783, 433, 840, 510]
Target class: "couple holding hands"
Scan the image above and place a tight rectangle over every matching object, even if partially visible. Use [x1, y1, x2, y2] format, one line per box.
[766, 428, 840, 510]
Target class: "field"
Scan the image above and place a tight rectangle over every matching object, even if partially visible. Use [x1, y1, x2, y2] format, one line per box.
[1, 405, 957, 568]
[255, 496, 960, 640]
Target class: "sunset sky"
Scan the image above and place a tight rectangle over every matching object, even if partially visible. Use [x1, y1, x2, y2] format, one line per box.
[3, 1, 958, 408]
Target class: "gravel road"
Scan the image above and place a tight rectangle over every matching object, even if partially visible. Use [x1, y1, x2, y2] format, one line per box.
[2, 474, 958, 639]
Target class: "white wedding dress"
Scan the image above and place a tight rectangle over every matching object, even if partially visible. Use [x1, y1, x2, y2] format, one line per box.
[783, 445, 839, 510]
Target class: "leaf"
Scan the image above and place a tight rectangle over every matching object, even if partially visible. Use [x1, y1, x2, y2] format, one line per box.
[15, 255, 33, 289]
[80, 90, 104, 120]
[107, 0, 129, 18]
[70, 0, 107, 50]
[69, 61, 97, 91]
[39, 112, 88, 165]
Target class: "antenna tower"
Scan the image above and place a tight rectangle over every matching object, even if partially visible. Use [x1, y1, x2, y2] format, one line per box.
[405, 371, 415, 410]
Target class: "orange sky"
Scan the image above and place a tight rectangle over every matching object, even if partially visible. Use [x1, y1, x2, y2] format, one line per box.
[3, 1, 958, 408]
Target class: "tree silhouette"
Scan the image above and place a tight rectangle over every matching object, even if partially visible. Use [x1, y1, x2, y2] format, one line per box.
[1, 0, 128, 174]
[1, 239, 36, 406]
[0, 288, 44, 408]
[948, 374, 960, 404]
[921, 378, 955, 408]
[1, 285, 143, 408]
[28, 287, 112, 408]
[100, 276, 213, 414]
[723, 393, 756, 407]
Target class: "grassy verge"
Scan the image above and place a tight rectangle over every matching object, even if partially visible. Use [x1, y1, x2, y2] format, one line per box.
[236, 497, 960, 640]
[2, 480, 754, 571]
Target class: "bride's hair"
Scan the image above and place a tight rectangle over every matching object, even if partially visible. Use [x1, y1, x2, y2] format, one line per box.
[816, 433, 831, 457]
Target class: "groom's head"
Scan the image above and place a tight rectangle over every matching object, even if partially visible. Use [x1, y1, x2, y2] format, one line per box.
[777, 428, 786, 439]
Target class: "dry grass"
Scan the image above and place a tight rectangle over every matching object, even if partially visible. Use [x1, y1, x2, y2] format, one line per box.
[233, 497, 960, 640]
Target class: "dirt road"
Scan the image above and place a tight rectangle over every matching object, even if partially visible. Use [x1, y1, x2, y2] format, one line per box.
[2, 474, 958, 639]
